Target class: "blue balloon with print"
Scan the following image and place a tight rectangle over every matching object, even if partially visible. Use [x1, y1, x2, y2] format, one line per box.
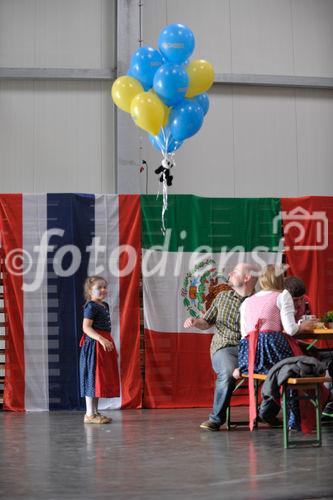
[149, 128, 183, 154]
[153, 63, 189, 106]
[191, 92, 209, 116]
[129, 46, 164, 89]
[158, 24, 195, 64]
[169, 99, 204, 141]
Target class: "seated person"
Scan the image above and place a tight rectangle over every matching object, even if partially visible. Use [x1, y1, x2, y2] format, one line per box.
[234, 265, 316, 429]
[284, 276, 311, 322]
[285, 276, 333, 420]
[284, 276, 315, 354]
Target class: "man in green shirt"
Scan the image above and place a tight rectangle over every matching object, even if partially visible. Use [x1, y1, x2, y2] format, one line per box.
[184, 263, 257, 431]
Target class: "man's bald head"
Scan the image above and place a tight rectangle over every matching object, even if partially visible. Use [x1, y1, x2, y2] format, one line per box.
[228, 262, 259, 295]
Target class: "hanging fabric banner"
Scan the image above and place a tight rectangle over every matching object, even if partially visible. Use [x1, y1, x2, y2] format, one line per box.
[0, 194, 142, 411]
[141, 195, 282, 408]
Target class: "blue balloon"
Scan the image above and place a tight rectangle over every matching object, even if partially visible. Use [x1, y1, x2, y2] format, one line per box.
[149, 128, 183, 154]
[169, 100, 204, 141]
[129, 46, 163, 89]
[191, 93, 209, 116]
[158, 24, 195, 64]
[153, 63, 189, 106]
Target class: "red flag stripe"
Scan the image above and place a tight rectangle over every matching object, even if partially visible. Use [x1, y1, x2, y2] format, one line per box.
[0, 194, 25, 411]
[281, 196, 333, 348]
[143, 327, 250, 408]
[143, 329, 217, 409]
[118, 195, 142, 408]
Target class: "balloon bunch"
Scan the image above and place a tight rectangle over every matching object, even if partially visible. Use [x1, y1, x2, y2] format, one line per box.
[111, 23, 214, 230]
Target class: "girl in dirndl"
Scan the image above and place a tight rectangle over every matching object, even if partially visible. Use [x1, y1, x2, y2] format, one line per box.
[80, 276, 120, 424]
[236, 265, 316, 431]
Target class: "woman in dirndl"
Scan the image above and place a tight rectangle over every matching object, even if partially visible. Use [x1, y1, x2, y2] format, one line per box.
[237, 265, 316, 431]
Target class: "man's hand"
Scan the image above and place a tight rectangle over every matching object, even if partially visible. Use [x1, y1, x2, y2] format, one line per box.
[183, 317, 211, 330]
[184, 317, 195, 329]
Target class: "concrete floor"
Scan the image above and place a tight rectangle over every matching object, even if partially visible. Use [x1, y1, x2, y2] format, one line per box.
[0, 407, 333, 500]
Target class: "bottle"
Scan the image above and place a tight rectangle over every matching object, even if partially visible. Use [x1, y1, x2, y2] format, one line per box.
[302, 301, 316, 322]
[304, 301, 311, 318]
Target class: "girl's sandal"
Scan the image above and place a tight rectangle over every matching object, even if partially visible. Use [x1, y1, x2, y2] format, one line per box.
[95, 412, 112, 423]
[84, 414, 111, 424]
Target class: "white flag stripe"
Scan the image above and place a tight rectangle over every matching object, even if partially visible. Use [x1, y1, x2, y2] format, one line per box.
[23, 194, 49, 411]
[94, 195, 121, 410]
[143, 250, 281, 333]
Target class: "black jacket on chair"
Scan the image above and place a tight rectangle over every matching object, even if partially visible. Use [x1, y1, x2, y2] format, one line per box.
[259, 355, 331, 422]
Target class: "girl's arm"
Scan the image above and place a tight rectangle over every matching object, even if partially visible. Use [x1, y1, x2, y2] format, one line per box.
[83, 318, 114, 351]
[240, 300, 247, 338]
[278, 290, 316, 336]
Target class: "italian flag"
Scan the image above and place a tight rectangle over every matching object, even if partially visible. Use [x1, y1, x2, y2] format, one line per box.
[141, 195, 282, 408]
[0, 194, 142, 411]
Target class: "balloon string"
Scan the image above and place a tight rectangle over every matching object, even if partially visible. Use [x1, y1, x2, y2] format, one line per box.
[156, 139, 176, 234]
[160, 127, 168, 156]
[161, 169, 168, 235]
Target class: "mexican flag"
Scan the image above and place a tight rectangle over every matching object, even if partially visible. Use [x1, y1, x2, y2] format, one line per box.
[141, 195, 282, 408]
[0, 194, 141, 411]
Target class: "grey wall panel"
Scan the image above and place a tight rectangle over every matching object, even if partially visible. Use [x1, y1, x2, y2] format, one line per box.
[0, 0, 36, 67]
[167, 0, 231, 73]
[0, 81, 115, 193]
[230, 0, 294, 75]
[141, 0, 167, 48]
[0, 0, 116, 194]
[296, 89, 333, 195]
[33, 81, 111, 193]
[233, 86, 298, 197]
[34, 0, 101, 68]
[101, 0, 116, 68]
[292, 0, 333, 78]
[101, 81, 116, 193]
[0, 0, 115, 69]
[0, 81, 35, 192]
[34, 81, 99, 192]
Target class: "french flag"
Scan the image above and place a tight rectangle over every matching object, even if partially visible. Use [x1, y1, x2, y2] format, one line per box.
[0, 194, 142, 411]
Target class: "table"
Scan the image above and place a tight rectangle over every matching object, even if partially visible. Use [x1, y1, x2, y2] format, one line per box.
[296, 329, 333, 349]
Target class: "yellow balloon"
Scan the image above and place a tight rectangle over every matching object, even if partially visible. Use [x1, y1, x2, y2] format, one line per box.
[111, 76, 144, 113]
[130, 92, 164, 135]
[148, 89, 169, 126]
[162, 105, 170, 127]
[185, 60, 215, 98]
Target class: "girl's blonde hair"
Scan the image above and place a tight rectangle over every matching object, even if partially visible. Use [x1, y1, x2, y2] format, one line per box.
[83, 275, 107, 302]
[258, 265, 284, 292]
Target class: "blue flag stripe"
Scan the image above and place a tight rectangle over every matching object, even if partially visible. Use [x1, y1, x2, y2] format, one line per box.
[47, 194, 95, 410]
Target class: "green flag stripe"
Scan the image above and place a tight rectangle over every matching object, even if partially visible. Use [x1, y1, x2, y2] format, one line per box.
[141, 195, 281, 252]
